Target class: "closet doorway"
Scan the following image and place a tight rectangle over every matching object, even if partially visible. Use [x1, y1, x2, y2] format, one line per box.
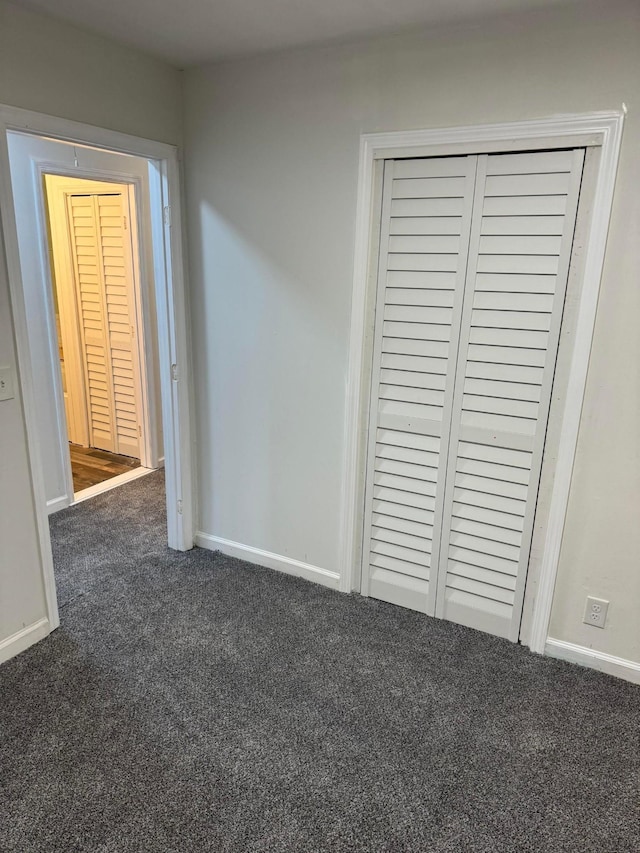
[341, 114, 621, 654]
[361, 149, 585, 641]
[44, 175, 151, 498]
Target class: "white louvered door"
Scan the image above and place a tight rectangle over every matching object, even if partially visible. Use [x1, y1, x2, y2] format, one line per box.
[67, 192, 141, 459]
[68, 194, 114, 453]
[361, 156, 477, 614]
[97, 194, 140, 458]
[363, 148, 585, 639]
[434, 149, 585, 639]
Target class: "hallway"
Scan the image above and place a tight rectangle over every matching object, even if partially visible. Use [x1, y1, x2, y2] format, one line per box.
[0, 473, 638, 852]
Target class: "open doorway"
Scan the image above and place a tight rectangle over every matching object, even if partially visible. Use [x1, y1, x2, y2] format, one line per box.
[0, 104, 194, 648]
[43, 174, 154, 500]
[5, 130, 167, 515]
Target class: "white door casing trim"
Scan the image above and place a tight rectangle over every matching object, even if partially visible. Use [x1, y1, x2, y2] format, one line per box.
[340, 111, 624, 655]
[0, 104, 195, 635]
[0, 618, 51, 666]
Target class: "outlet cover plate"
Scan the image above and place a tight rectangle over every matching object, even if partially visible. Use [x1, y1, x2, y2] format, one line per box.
[0, 365, 15, 401]
[583, 596, 609, 629]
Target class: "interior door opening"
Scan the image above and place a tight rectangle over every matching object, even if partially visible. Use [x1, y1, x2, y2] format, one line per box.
[0, 106, 193, 650]
[5, 130, 168, 518]
[43, 174, 153, 500]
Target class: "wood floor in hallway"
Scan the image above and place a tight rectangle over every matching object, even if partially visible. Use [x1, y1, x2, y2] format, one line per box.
[69, 443, 140, 493]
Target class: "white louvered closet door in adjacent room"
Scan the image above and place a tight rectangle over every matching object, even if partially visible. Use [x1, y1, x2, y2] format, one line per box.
[363, 148, 585, 640]
[67, 192, 141, 459]
[361, 156, 478, 614]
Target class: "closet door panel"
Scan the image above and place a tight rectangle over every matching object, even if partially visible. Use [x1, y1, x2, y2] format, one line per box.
[435, 149, 585, 639]
[68, 194, 116, 453]
[362, 156, 477, 613]
[97, 194, 140, 458]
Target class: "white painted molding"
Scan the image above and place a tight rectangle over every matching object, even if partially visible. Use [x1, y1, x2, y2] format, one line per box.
[0, 124, 60, 632]
[46, 495, 71, 515]
[148, 153, 194, 552]
[365, 118, 606, 160]
[340, 111, 625, 645]
[195, 532, 341, 591]
[0, 618, 50, 666]
[528, 115, 625, 653]
[0, 104, 177, 161]
[339, 132, 374, 593]
[546, 638, 640, 686]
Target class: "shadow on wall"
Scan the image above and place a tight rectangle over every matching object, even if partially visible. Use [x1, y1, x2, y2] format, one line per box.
[190, 202, 344, 567]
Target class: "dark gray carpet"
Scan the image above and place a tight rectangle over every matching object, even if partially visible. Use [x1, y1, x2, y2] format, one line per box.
[1, 471, 639, 852]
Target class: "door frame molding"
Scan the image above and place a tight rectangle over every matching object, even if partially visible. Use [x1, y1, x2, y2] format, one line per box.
[339, 110, 624, 655]
[0, 104, 195, 633]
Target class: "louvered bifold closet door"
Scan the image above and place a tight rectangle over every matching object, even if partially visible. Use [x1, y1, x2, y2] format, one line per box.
[435, 149, 585, 639]
[98, 194, 140, 458]
[68, 194, 116, 453]
[68, 192, 140, 458]
[361, 156, 477, 613]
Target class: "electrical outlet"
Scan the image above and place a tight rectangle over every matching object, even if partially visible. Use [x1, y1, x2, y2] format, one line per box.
[0, 365, 15, 402]
[583, 596, 609, 629]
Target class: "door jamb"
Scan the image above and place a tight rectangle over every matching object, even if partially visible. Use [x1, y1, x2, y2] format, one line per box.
[339, 110, 624, 655]
[0, 104, 195, 634]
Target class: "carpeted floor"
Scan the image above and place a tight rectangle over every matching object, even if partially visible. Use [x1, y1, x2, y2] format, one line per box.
[0, 471, 639, 852]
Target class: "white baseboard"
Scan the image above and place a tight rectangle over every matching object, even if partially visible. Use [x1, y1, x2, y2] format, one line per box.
[46, 495, 71, 515]
[195, 532, 341, 591]
[545, 637, 640, 685]
[0, 617, 51, 666]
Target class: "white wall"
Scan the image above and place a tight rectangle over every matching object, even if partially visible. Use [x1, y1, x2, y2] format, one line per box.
[0, 1, 182, 145]
[0, 0, 182, 660]
[184, 0, 640, 664]
[0, 217, 49, 659]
